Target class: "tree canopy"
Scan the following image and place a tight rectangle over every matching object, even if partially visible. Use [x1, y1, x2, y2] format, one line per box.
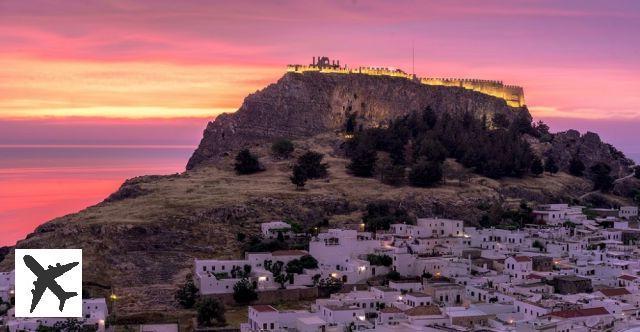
[345, 107, 537, 184]
[234, 149, 263, 175]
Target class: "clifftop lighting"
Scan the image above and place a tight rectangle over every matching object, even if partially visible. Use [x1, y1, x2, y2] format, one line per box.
[287, 56, 525, 107]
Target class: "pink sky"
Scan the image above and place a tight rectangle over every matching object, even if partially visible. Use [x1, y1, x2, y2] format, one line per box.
[1, 0, 639, 121]
[1, 0, 639, 246]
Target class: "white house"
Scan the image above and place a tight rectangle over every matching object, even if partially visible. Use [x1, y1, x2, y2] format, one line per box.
[620, 206, 638, 220]
[194, 250, 312, 295]
[5, 298, 108, 332]
[246, 305, 280, 331]
[261, 221, 293, 239]
[0, 270, 15, 303]
[504, 256, 533, 281]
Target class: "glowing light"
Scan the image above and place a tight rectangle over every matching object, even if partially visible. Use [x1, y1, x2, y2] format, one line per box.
[110, 294, 118, 301]
[258, 276, 267, 281]
[357, 315, 365, 321]
[288, 65, 524, 107]
[359, 266, 366, 272]
[331, 272, 338, 278]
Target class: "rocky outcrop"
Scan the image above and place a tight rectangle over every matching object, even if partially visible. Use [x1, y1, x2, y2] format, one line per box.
[542, 130, 634, 178]
[614, 176, 640, 198]
[187, 71, 530, 169]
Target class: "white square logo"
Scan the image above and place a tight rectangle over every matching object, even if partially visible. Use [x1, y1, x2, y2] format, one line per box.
[14, 249, 82, 317]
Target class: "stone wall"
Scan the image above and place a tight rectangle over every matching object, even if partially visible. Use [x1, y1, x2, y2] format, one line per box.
[287, 64, 525, 107]
[203, 287, 318, 306]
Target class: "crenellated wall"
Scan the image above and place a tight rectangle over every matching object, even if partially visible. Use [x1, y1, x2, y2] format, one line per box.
[287, 63, 525, 107]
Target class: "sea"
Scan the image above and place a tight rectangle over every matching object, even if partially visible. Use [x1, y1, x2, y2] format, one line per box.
[0, 145, 194, 246]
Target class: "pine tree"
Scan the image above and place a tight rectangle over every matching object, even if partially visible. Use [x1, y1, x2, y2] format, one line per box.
[569, 157, 586, 177]
[234, 149, 263, 175]
[345, 113, 357, 134]
[196, 298, 226, 327]
[530, 156, 543, 176]
[232, 278, 258, 304]
[544, 156, 559, 174]
[271, 139, 294, 159]
[590, 162, 614, 192]
[347, 148, 377, 177]
[290, 165, 307, 189]
[296, 151, 328, 179]
[408, 159, 443, 187]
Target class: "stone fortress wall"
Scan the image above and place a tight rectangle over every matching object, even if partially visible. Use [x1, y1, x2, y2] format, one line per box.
[287, 56, 525, 107]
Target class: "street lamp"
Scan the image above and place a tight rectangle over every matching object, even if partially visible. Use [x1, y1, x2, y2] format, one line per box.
[109, 292, 118, 323]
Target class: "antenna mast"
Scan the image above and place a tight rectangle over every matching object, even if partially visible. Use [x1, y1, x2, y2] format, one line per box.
[412, 39, 415, 77]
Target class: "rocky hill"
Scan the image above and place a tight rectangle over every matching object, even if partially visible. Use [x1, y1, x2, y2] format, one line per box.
[0, 71, 636, 322]
[187, 71, 531, 169]
[188, 71, 633, 177]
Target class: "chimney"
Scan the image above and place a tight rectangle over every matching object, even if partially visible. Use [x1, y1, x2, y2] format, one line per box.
[312, 56, 315, 65]
[337, 60, 340, 67]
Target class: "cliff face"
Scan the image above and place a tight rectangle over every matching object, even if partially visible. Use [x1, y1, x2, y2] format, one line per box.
[187, 72, 529, 169]
[544, 130, 634, 178]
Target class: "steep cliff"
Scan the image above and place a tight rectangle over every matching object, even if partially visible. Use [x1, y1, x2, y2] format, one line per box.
[187, 71, 530, 169]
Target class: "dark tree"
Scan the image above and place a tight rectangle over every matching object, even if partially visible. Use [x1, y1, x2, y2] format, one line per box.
[49, 319, 96, 332]
[345, 113, 357, 134]
[491, 113, 510, 129]
[347, 148, 377, 177]
[346, 108, 536, 181]
[234, 149, 263, 175]
[271, 139, 294, 159]
[415, 138, 447, 163]
[530, 156, 544, 176]
[285, 260, 304, 274]
[544, 156, 559, 174]
[296, 151, 328, 179]
[386, 271, 401, 281]
[299, 255, 318, 269]
[290, 165, 307, 189]
[634, 166, 640, 179]
[590, 162, 614, 192]
[196, 298, 226, 327]
[374, 154, 405, 186]
[408, 159, 443, 187]
[569, 157, 586, 177]
[422, 106, 438, 129]
[362, 202, 414, 232]
[285, 256, 317, 274]
[366, 254, 393, 267]
[232, 278, 258, 304]
[533, 120, 550, 137]
[175, 275, 199, 308]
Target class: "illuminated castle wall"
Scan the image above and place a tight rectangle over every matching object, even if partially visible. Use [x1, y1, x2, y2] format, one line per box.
[287, 56, 525, 107]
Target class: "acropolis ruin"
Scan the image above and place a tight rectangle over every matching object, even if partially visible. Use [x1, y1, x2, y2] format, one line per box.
[287, 56, 525, 107]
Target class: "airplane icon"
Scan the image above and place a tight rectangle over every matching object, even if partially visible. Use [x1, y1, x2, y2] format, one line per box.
[23, 255, 79, 313]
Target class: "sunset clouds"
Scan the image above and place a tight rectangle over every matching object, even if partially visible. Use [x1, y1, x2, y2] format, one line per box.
[1, 0, 639, 122]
